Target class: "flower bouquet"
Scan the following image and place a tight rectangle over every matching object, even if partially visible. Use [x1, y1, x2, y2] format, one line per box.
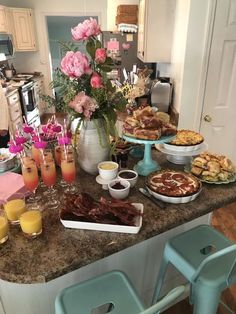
[43, 18, 127, 143]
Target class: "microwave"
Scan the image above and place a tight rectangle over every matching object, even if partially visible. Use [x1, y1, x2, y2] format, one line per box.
[0, 34, 14, 59]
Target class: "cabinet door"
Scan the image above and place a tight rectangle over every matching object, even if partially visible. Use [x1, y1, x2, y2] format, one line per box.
[5, 8, 14, 35]
[0, 6, 7, 33]
[137, 0, 176, 62]
[137, 0, 146, 60]
[12, 9, 37, 51]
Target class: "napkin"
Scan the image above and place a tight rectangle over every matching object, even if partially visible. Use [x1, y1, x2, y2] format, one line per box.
[0, 172, 30, 204]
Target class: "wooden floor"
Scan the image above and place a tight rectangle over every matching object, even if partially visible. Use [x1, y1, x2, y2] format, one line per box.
[163, 202, 236, 314]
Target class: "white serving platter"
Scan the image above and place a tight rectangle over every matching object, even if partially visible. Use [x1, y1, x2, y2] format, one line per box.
[60, 203, 143, 234]
[146, 186, 202, 204]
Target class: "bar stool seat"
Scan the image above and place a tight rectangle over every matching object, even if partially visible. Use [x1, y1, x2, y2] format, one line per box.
[55, 270, 187, 314]
[152, 224, 236, 314]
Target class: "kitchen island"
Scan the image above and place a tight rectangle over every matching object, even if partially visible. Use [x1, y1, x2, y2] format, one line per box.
[0, 152, 236, 314]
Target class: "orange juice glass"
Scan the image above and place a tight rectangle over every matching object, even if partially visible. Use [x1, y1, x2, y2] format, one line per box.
[0, 207, 9, 244]
[4, 193, 26, 225]
[20, 210, 42, 238]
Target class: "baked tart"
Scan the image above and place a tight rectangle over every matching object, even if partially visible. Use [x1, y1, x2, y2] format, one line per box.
[169, 130, 204, 146]
[146, 170, 201, 197]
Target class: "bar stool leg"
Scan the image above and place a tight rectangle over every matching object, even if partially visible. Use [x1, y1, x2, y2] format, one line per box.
[152, 253, 169, 304]
[193, 282, 221, 314]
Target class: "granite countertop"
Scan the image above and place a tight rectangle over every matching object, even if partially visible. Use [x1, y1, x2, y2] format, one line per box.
[1, 152, 236, 284]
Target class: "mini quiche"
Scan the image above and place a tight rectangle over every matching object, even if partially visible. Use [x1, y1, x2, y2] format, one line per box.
[169, 130, 204, 146]
[146, 170, 201, 197]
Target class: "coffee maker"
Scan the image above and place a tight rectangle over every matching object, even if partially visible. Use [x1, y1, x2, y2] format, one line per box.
[151, 77, 172, 113]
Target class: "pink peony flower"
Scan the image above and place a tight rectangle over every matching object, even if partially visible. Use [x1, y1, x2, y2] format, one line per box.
[61, 51, 92, 78]
[71, 18, 101, 41]
[95, 48, 106, 64]
[69, 92, 98, 119]
[90, 72, 103, 89]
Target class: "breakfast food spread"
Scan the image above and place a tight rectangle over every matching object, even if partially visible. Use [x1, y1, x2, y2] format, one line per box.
[146, 170, 201, 197]
[190, 152, 236, 182]
[168, 130, 204, 146]
[123, 106, 177, 140]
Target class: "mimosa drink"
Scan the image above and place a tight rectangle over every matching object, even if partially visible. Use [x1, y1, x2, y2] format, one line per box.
[54, 146, 61, 166]
[61, 159, 76, 183]
[20, 210, 42, 238]
[0, 213, 8, 244]
[41, 161, 56, 187]
[31, 144, 41, 167]
[22, 162, 39, 192]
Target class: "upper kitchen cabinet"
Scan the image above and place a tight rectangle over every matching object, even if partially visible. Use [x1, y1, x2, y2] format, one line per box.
[0, 6, 7, 33]
[137, 0, 176, 62]
[11, 8, 37, 51]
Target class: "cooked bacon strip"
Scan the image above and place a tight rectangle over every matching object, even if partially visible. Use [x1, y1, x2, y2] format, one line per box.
[60, 193, 142, 226]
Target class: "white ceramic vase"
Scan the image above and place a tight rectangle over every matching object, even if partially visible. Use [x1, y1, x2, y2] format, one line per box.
[77, 119, 110, 175]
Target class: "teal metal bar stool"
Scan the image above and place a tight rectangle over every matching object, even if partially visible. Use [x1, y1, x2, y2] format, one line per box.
[55, 270, 187, 314]
[152, 224, 236, 314]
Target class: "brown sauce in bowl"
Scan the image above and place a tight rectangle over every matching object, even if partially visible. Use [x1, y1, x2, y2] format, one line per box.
[119, 172, 136, 179]
[111, 182, 126, 190]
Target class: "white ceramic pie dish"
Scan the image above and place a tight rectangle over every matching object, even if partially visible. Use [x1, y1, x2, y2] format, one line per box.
[163, 142, 204, 153]
[146, 186, 202, 204]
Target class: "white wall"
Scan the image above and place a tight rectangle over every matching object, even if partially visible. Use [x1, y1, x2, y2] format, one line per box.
[170, 0, 190, 113]
[107, 0, 139, 31]
[6, 0, 107, 96]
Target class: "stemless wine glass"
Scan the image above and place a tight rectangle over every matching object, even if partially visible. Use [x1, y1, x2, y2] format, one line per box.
[21, 157, 40, 209]
[40, 156, 59, 208]
[0, 205, 9, 245]
[61, 145, 77, 193]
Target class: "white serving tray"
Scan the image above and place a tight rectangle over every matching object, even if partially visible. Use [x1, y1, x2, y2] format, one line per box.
[146, 186, 202, 204]
[60, 203, 143, 234]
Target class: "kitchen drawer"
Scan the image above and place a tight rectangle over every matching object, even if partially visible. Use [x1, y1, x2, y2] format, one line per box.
[9, 101, 22, 122]
[7, 91, 20, 105]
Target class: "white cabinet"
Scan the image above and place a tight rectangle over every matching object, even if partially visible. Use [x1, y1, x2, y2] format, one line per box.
[5, 8, 14, 35]
[11, 8, 37, 51]
[6, 89, 23, 133]
[0, 6, 7, 33]
[137, 0, 176, 62]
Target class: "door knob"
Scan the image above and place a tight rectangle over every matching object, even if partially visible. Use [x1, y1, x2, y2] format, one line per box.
[204, 115, 212, 122]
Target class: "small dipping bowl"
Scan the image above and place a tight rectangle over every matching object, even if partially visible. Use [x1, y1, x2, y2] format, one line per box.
[108, 179, 130, 200]
[117, 170, 138, 188]
[98, 161, 119, 180]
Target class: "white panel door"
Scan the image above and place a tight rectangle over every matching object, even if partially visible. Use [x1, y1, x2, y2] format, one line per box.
[200, 0, 236, 163]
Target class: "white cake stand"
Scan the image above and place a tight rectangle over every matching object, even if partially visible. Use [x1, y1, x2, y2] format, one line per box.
[156, 142, 208, 165]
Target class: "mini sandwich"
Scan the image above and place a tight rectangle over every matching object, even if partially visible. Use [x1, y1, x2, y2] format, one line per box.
[123, 122, 136, 137]
[125, 116, 140, 127]
[160, 122, 177, 136]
